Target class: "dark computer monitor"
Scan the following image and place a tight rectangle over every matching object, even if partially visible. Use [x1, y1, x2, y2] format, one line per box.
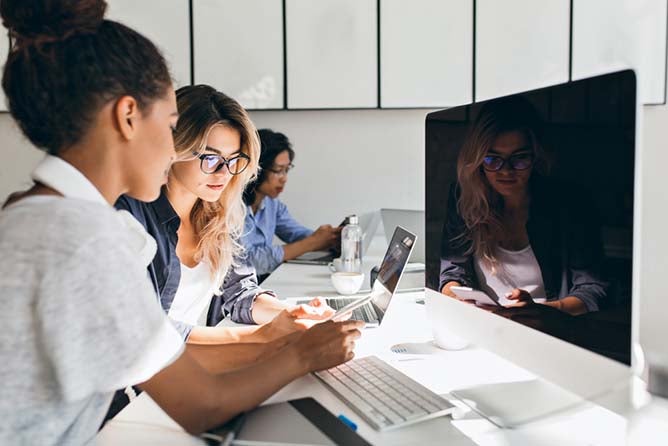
[423, 70, 637, 427]
[426, 70, 635, 366]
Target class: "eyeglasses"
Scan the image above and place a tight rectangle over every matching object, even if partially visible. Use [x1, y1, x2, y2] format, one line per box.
[266, 164, 295, 177]
[193, 151, 251, 175]
[482, 152, 534, 172]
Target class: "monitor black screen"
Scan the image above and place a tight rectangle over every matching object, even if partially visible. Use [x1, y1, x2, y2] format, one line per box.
[426, 70, 635, 365]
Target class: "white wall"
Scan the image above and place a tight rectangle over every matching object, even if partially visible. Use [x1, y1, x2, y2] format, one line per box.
[0, 109, 429, 220]
[248, 108, 429, 228]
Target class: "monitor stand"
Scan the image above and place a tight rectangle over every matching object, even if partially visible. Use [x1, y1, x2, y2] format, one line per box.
[450, 379, 586, 428]
[451, 375, 636, 428]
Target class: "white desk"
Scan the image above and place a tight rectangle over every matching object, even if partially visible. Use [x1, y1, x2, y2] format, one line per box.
[96, 230, 668, 445]
[96, 288, 668, 445]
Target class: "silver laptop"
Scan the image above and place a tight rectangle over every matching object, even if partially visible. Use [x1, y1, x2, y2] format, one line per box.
[380, 208, 425, 264]
[288, 211, 381, 265]
[308, 226, 416, 327]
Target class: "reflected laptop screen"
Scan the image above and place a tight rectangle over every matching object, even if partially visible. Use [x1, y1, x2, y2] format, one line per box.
[370, 226, 416, 321]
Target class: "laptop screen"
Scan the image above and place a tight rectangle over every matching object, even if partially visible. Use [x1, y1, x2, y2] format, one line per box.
[370, 226, 416, 319]
[380, 209, 425, 263]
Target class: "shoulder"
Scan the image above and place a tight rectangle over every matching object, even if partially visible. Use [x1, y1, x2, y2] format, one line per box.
[115, 194, 154, 226]
[4, 197, 122, 232]
[1, 197, 138, 259]
[115, 194, 144, 214]
[272, 197, 289, 213]
[259, 196, 286, 215]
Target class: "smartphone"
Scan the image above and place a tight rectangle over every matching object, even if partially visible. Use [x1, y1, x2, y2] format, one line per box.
[328, 294, 374, 322]
[450, 286, 502, 307]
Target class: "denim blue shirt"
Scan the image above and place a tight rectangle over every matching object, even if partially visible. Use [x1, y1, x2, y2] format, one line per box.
[115, 191, 272, 339]
[242, 196, 312, 275]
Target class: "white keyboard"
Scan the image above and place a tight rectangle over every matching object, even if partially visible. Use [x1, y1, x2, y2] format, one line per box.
[315, 356, 455, 431]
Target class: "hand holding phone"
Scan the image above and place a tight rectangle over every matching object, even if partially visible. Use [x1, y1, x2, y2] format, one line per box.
[327, 295, 374, 322]
[450, 286, 502, 307]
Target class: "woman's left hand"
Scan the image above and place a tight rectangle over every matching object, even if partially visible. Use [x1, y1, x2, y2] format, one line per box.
[288, 297, 336, 320]
[504, 288, 535, 307]
[261, 298, 338, 341]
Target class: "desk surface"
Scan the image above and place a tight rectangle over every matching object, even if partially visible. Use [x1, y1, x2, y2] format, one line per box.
[97, 291, 668, 445]
[96, 224, 668, 445]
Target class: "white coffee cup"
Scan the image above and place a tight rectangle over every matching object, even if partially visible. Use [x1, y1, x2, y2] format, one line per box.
[331, 272, 364, 295]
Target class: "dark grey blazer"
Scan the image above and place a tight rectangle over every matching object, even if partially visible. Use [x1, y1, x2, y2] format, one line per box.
[116, 191, 273, 339]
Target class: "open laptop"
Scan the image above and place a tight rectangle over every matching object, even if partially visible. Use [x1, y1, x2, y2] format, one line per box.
[302, 226, 416, 327]
[288, 211, 381, 265]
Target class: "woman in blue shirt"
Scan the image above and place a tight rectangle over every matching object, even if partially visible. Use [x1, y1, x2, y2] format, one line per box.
[242, 129, 340, 276]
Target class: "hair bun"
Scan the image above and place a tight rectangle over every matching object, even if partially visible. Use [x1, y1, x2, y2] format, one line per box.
[1, 0, 107, 45]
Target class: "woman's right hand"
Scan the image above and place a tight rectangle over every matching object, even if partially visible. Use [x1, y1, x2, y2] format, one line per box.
[442, 281, 490, 308]
[292, 320, 364, 373]
[441, 281, 462, 298]
[309, 225, 340, 251]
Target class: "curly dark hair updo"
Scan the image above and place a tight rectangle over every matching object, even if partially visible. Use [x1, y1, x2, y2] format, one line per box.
[1, 0, 173, 154]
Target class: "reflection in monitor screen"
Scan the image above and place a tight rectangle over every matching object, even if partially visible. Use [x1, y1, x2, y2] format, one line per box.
[426, 70, 634, 366]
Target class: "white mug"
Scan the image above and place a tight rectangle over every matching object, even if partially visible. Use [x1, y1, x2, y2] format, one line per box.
[329, 257, 362, 273]
[328, 258, 344, 273]
[330, 272, 365, 295]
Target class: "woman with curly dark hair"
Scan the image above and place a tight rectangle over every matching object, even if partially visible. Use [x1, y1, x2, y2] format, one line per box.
[0, 1, 361, 443]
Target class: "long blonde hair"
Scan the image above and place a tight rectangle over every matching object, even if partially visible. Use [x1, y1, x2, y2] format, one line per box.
[171, 85, 260, 286]
[455, 96, 549, 268]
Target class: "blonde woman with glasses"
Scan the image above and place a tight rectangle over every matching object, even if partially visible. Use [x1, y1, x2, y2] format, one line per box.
[109, 85, 342, 420]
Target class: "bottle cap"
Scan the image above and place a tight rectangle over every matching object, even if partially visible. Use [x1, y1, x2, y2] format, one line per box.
[347, 214, 359, 225]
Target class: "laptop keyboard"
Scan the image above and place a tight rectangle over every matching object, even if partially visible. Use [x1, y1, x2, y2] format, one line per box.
[315, 356, 455, 431]
[297, 298, 379, 323]
[326, 298, 379, 323]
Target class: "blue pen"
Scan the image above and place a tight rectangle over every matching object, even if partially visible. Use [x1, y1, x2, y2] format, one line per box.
[337, 414, 358, 431]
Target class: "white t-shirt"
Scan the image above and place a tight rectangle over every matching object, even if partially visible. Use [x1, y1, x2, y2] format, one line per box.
[474, 244, 547, 305]
[0, 155, 184, 445]
[168, 262, 218, 326]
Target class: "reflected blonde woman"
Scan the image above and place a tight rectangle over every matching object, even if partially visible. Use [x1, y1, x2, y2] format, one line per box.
[439, 96, 607, 316]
